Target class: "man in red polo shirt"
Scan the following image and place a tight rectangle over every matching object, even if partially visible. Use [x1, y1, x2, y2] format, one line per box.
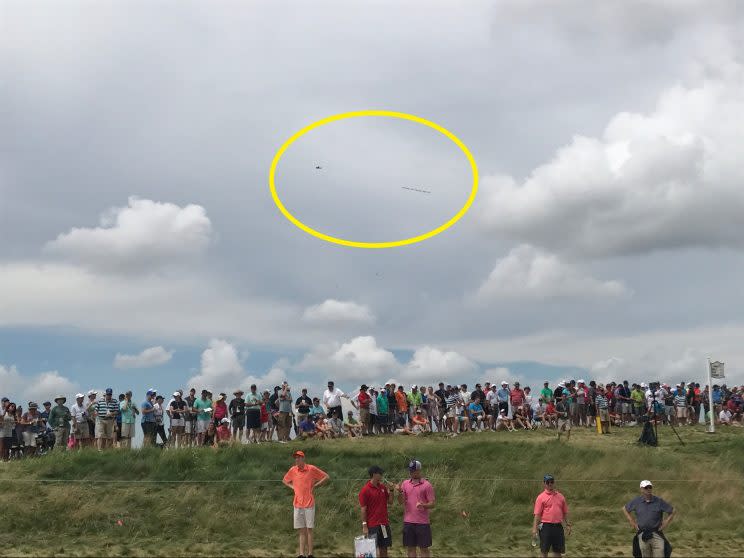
[282, 450, 330, 558]
[532, 474, 572, 558]
[359, 465, 395, 557]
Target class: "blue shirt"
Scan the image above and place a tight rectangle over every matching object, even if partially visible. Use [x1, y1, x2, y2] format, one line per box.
[141, 400, 155, 423]
[300, 419, 315, 433]
[712, 389, 722, 403]
[468, 402, 484, 416]
[309, 405, 325, 417]
[497, 388, 510, 403]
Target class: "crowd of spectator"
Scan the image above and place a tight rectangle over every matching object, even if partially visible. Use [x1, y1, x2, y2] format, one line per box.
[2, 378, 742, 460]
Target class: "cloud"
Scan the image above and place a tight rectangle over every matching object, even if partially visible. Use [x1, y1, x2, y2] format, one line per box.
[185, 339, 286, 394]
[404, 346, 477, 383]
[476, 245, 631, 300]
[297, 335, 478, 386]
[302, 299, 375, 325]
[0, 364, 79, 404]
[45, 197, 212, 273]
[478, 59, 744, 259]
[114, 346, 174, 369]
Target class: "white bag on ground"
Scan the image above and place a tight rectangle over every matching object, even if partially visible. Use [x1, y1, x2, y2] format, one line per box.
[354, 535, 377, 558]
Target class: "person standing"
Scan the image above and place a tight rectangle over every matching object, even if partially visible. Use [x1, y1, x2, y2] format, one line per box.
[356, 385, 372, 436]
[140, 390, 157, 447]
[169, 391, 187, 448]
[70, 393, 91, 449]
[532, 474, 572, 558]
[295, 388, 312, 428]
[228, 390, 245, 442]
[322, 381, 348, 420]
[282, 450, 330, 558]
[119, 391, 137, 449]
[48, 395, 71, 451]
[359, 465, 394, 557]
[277, 382, 293, 442]
[623, 480, 675, 558]
[95, 388, 119, 451]
[244, 384, 262, 443]
[395, 459, 435, 558]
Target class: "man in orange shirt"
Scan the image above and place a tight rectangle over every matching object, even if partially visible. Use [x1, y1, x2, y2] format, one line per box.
[395, 386, 409, 428]
[532, 474, 572, 558]
[282, 450, 330, 558]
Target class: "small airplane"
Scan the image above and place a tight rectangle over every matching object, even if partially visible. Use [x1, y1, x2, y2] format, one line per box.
[401, 186, 431, 194]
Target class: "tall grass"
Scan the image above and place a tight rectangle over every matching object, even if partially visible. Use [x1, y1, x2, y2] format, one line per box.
[0, 426, 742, 557]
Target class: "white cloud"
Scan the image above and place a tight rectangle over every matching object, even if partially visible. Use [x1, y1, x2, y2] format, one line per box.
[302, 299, 375, 325]
[476, 245, 631, 300]
[0, 364, 79, 404]
[404, 346, 477, 383]
[45, 197, 212, 272]
[114, 346, 174, 369]
[479, 58, 744, 259]
[185, 339, 286, 394]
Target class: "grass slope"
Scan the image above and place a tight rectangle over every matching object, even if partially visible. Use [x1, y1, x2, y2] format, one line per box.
[1, 426, 742, 557]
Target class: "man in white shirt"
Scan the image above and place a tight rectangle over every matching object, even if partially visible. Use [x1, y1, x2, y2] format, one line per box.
[70, 393, 91, 448]
[322, 381, 349, 419]
[719, 408, 733, 425]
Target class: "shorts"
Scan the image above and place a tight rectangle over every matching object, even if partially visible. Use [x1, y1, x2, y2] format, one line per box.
[121, 423, 134, 438]
[622, 403, 631, 414]
[185, 420, 195, 434]
[293, 506, 315, 529]
[599, 409, 610, 421]
[231, 415, 245, 428]
[676, 407, 687, 418]
[74, 422, 90, 439]
[498, 402, 509, 414]
[557, 419, 571, 431]
[95, 419, 115, 439]
[368, 524, 393, 548]
[196, 419, 210, 434]
[22, 431, 38, 447]
[261, 422, 269, 431]
[539, 522, 565, 554]
[246, 411, 261, 429]
[446, 408, 456, 418]
[170, 418, 185, 428]
[402, 523, 432, 548]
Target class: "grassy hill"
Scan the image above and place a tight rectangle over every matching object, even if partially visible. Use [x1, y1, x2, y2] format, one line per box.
[1, 425, 742, 557]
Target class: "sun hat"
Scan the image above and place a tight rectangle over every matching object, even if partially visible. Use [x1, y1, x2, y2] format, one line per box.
[54, 395, 66, 403]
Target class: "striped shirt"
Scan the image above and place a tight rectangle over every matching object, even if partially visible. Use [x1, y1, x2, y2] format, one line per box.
[95, 398, 119, 419]
[445, 393, 458, 409]
[595, 394, 608, 409]
[674, 394, 687, 408]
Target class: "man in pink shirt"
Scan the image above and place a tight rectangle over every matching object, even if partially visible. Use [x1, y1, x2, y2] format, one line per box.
[395, 459, 435, 558]
[532, 474, 572, 558]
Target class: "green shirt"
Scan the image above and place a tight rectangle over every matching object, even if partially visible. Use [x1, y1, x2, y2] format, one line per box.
[194, 398, 212, 421]
[376, 393, 389, 415]
[540, 388, 553, 401]
[631, 390, 645, 404]
[245, 392, 261, 410]
[407, 391, 422, 407]
[48, 404, 71, 428]
[120, 400, 136, 424]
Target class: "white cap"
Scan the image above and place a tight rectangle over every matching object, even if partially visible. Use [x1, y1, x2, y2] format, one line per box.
[411, 384, 418, 389]
[641, 382, 648, 388]
[76, 393, 85, 399]
[501, 381, 508, 385]
[578, 379, 585, 384]
[640, 480, 653, 488]
[220, 418, 230, 424]
[149, 387, 157, 393]
[87, 389, 97, 396]
[173, 391, 180, 397]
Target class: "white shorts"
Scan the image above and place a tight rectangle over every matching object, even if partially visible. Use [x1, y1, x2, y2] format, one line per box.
[196, 419, 210, 434]
[170, 419, 184, 428]
[293, 506, 315, 529]
[185, 420, 194, 434]
[23, 431, 38, 447]
[121, 423, 134, 439]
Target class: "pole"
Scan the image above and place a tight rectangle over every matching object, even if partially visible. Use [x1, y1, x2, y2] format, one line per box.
[707, 358, 715, 434]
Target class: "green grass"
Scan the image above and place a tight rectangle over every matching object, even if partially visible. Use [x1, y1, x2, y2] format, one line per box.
[1, 425, 743, 557]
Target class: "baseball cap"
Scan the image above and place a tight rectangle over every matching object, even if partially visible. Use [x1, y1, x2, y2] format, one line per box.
[75, 393, 85, 399]
[293, 450, 305, 458]
[640, 480, 653, 488]
[173, 391, 180, 397]
[578, 379, 585, 384]
[220, 418, 229, 424]
[411, 384, 417, 389]
[501, 381, 508, 385]
[87, 390, 97, 396]
[146, 390, 155, 396]
[543, 474, 555, 482]
[105, 388, 113, 395]
[408, 459, 422, 472]
[1, 397, 8, 402]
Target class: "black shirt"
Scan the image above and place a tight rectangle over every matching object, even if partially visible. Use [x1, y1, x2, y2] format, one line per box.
[229, 397, 245, 417]
[295, 395, 312, 414]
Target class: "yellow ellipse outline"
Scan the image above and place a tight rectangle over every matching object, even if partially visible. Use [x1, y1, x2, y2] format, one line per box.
[268, 110, 479, 249]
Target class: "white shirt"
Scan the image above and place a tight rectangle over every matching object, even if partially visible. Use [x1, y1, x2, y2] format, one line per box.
[719, 409, 732, 423]
[70, 403, 87, 422]
[486, 391, 498, 407]
[369, 396, 377, 415]
[323, 388, 345, 408]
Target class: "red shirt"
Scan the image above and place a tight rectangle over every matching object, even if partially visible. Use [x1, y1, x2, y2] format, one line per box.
[534, 489, 568, 524]
[358, 481, 390, 527]
[510, 388, 525, 406]
[545, 402, 556, 414]
[260, 403, 269, 423]
[216, 424, 230, 441]
[358, 391, 371, 409]
[214, 401, 228, 420]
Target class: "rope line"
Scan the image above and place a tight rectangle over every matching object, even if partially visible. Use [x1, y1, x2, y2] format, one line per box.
[0, 478, 740, 484]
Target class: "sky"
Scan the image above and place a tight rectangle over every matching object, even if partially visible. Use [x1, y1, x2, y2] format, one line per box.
[3, 0, 744, 418]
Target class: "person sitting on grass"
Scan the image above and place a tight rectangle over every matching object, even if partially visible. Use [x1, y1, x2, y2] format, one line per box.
[216, 418, 231, 446]
[410, 409, 429, 434]
[203, 421, 217, 448]
[299, 415, 317, 439]
[315, 415, 332, 439]
[544, 399, 557, 428]
[328, 411, 345, 438]
[513, 405, 531, 430]
[345, 411, 363, 437]
[467, 397, 487, 431]
[494, 409, 516, 432]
